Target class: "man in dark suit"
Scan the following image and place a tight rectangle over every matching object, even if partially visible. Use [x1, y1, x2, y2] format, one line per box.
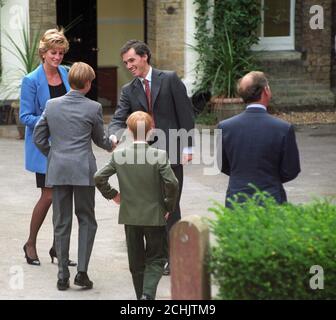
[108, 40, 195, 275]
[217, 71, 301, 207]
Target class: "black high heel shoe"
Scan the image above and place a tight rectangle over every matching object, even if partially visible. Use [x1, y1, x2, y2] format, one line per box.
[23, 244, 41, 266]
[49, 247, 77, 267]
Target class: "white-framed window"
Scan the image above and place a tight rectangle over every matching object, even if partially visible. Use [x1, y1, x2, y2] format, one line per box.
[252, 0, 295, 51]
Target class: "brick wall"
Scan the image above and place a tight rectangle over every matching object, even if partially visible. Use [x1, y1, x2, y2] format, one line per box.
[29, 0, 57, 39]
[147, 0, 185, 77]
[300, 0, 332, 85]
[147, 0, 158, 65]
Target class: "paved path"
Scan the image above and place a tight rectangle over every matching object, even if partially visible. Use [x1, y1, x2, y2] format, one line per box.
[0, 124, 335, 299]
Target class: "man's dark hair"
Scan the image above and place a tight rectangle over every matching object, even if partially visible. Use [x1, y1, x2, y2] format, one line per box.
[120, 40, 152, 64]
[237, 71, 268, 103]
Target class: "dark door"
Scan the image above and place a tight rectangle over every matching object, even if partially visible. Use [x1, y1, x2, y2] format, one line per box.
[56, 0, 97, 100]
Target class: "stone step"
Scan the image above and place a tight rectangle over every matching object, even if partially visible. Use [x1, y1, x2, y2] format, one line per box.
[0, 125, 22, 139]
[254, 50, 302, 62]
[271, 91, 335, 112]
[263, 68, 307, 79]
[269, 80, 328, 88]
[272, 89, 333, 97]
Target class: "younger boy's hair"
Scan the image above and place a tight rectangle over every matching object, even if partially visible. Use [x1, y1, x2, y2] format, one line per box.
[126, 111, 153, 140]
[68, 62, 95, 90]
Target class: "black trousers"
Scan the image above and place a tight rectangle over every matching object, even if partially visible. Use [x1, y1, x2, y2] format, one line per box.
[124, 225, 167, 299]
[165, 165, 183, 262]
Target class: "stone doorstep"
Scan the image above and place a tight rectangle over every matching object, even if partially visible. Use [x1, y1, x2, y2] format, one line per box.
[0, 125, 21, 139]
[255, 50, 302, 62]
[271, 92, 335, 112]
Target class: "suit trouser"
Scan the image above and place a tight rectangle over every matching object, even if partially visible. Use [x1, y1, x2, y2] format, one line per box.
[167, 164, 183, 231]
[124, 225, 167, 299]
[165, 165, 183, 263]
[52, 185, 97, 280]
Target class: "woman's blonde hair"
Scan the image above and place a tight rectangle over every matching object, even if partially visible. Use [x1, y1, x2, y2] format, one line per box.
[38, 28, 69, 61]
[68, 62, 96, 90]
[126, 111, 153, 140]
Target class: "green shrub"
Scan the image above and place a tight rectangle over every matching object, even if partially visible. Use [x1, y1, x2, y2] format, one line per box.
[208, 191, 336, 299]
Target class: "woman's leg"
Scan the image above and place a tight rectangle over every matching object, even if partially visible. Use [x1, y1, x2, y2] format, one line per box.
[25, 187, 52, 258]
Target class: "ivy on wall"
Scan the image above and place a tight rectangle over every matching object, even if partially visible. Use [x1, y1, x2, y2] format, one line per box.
[193, 0, 261, 97]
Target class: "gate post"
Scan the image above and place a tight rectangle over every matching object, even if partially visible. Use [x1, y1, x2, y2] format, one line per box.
[170, 215, 211, 300]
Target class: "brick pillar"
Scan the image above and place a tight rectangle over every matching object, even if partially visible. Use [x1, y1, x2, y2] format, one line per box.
[147, 0, 185, 77]
[28, 0, 57, 64]
[301, 0, 332, 85]
[295, 0, 303, 51]
[29, 0, 57, 37]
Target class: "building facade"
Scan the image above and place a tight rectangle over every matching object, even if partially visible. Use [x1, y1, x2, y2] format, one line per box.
[0, 0, 335, 110]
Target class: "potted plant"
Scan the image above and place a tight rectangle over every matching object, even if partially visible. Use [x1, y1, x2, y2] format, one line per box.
[193, 0, 261, 122]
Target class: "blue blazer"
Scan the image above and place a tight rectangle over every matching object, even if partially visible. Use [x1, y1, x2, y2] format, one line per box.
[20, 64, 70, 173]
[217, 107, 301, 206]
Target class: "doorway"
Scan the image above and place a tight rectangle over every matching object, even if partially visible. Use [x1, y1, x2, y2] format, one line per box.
[56, 0, 145, 107]
[56, 0, 98, 99]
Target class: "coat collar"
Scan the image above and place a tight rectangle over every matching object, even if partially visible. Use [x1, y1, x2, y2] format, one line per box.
[245, 106, 268, 114]
[36, 64, 70, 111]
[132, 78, 148, 111]
[65, 89, 87, 99]
[151, 68, 162, 108]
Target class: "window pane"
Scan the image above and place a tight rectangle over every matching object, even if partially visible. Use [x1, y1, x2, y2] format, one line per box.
[264, 0, 290, 37]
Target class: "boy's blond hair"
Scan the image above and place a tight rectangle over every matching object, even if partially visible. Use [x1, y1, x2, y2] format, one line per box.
[126, 111, 153, 140]
[68, 62, 96, 90]
[38, 28, 69, 61]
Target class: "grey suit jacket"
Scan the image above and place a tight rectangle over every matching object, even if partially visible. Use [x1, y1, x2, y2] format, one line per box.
[94, 143, 179, 226]
[217, 107, 301, 206]
[108, 68, 195, 164]
[33, 90, 112, 186]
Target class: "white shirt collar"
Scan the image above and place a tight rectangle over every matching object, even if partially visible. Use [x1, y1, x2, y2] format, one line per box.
[139, 66, 152, 83]
[246, 104, 267, 111]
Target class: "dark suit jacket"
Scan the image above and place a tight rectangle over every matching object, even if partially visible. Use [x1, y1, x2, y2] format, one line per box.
[108, 68, 195, 164]
[217, 107, 301, 206]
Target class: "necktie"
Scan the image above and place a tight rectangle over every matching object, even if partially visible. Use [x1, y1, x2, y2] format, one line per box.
[143, 79, 152, 114]
[143, 78, 155, 129]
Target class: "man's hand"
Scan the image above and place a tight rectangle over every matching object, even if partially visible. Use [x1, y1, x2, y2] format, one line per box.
[165, 212, 170, 220]
[182, 153, 192, 165]
[109, 134, 119, 148]
[112, 193, 121, 205]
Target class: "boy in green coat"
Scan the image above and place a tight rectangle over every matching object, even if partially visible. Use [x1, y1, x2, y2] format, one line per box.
[94, 111, 179, 300]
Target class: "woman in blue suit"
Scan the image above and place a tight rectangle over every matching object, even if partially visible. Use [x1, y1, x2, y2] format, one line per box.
[20, 28, 75, 266]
